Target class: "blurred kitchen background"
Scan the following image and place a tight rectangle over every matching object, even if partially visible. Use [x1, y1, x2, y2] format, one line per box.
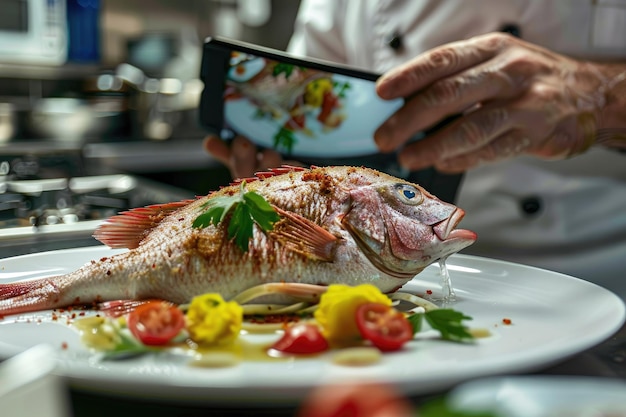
[0, 0, 300, 256]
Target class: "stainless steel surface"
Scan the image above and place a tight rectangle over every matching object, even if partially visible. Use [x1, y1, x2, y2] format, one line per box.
[0, 62, 100, 80]
[0, 220, 103, 258]
[83, 139, 220, 172]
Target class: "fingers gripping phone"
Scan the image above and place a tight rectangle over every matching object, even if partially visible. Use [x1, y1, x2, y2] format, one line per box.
[199, 36, 404, 158]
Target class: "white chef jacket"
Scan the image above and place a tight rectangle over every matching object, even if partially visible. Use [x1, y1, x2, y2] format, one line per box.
[286, 0, 626, 298]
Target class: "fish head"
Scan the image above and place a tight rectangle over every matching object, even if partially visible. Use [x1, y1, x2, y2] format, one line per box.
[341, 181, 477, 279]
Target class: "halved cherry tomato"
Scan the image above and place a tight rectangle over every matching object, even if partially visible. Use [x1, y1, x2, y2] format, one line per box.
[271, 323, 329, 354]
[127, 301, 185, 346]
[355, 303, 413, 352]
[298, 382, 414, 417]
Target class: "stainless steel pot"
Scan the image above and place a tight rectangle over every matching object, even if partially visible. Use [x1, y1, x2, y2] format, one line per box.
[28, 97, 124, 144]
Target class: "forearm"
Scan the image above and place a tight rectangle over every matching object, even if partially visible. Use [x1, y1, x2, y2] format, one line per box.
[593, 61, 626, 149]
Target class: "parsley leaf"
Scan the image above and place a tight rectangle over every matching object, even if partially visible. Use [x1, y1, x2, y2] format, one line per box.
[243, 191, 280, 230]
[407, 312, 423, 334]
[192, 182, 280, 252]
[273, 126, 297, 154]
[192, 195, 238, 228]
[228, 201, 254, 251]
[273, 62, 295, 78]
[420, 397, 498, 417]
[333, 80, 351, 99]
[424, 309, 474, 342]
[272, 63, 306, 79]
[408, 309, 474, 343]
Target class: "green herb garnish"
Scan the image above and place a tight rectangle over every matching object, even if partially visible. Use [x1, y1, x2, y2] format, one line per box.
[192, 182, 280, 252]
[420, 397, 498, 417]
[408, 309, 474, 342]
[272, 63, 305, 79]
[273, 126, 297, 154]
[102, 331, 154, 360]
[333, 80, 351, 98]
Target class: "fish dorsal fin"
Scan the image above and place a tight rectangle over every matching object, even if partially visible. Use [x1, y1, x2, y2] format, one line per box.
[93, 199, 196, 249]
[230, 165, 310, 187]
[271, 206, 338, 262]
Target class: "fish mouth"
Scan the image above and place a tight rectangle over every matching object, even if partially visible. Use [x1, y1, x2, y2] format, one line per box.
[432, 208, 477, 243]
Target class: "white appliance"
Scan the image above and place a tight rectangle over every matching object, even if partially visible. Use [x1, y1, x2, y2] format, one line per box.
[0, 0, 68, 66]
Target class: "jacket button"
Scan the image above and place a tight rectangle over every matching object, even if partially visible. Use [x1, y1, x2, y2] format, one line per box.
[500, 23, 522, 38]
[387, 32, 403, 50]
[520, 196, 542, 216]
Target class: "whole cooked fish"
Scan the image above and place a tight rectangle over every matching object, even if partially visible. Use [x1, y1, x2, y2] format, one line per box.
[0, 166, 476, 316]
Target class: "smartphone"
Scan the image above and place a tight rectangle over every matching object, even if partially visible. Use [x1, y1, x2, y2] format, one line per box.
[199, 36, 404, 158]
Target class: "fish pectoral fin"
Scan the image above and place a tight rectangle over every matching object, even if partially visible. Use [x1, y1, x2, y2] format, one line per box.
[271, 207, 338, 262]
[93, 200, 195, 249]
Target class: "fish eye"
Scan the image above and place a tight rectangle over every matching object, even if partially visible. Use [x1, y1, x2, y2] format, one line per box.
[394, 184, 423, 206]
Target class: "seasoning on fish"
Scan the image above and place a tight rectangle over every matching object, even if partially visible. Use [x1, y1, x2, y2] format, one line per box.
[0, 166, 477, 316]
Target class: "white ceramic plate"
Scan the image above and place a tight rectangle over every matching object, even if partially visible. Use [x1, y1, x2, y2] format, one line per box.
[0, 246, 624, 403]
[447, 376, 626, 417]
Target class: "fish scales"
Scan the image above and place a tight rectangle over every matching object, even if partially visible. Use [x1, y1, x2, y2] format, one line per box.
[0, 166, 477, 315]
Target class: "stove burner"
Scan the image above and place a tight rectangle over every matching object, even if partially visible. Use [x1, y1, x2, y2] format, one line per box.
[0, 175, 133, 228]
[0, 174, 193, 258]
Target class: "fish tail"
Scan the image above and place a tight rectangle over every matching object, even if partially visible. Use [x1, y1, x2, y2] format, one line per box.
[0, 277, 64, 317]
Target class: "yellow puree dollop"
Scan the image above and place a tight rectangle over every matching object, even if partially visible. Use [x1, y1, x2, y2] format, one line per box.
[186, 293, 243, 345]
[314, 284, 391, 345]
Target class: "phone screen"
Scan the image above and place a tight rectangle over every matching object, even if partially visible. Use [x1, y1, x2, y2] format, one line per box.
[200, 37, 403, 158]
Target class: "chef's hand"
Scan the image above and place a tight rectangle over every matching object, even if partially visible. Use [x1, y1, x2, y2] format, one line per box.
[374, 32, 626, 173]
[203, 134, 284, 179]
